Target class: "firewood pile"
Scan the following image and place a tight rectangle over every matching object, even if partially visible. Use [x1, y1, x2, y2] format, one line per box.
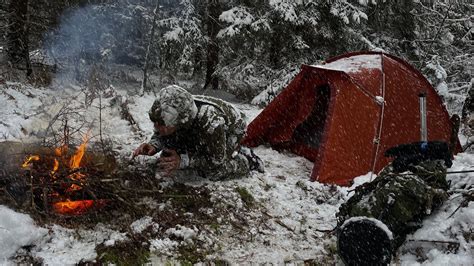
[0, 141, 214, 228]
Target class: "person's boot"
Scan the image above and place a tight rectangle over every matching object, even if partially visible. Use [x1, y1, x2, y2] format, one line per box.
[240, 146, 264, 173]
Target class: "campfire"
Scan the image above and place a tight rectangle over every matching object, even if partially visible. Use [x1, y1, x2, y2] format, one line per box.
[19, 133, 108, 216]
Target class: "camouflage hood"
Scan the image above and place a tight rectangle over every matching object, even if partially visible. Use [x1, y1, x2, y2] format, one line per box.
[149, 85, 198, 128]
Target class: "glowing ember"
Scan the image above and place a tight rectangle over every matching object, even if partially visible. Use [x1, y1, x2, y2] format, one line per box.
[65, 183, 83, 193]
[22, 155, 40, 168]
[53, 200, 107, 216]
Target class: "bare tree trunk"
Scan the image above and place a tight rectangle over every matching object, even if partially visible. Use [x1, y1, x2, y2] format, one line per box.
[7, 0, 32, 76]
[141, 0, 160, 95]
[203, 0, 220, 91]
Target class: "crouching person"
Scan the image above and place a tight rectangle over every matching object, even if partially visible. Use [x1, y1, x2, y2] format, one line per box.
[133, 85, 264, 180]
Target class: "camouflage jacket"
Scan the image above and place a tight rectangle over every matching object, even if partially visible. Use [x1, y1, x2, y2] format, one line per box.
[149, 95, 248, 179]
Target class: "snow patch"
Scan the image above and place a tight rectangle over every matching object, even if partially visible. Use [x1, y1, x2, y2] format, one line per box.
[219, 7, 253, 25]
[0, 206, 48, 261]
[375, 96, 385, 105]
[149, 238, 179, 255]
[32, 224, 126, 265]
[165, 225, 197, 242]
[269, 0, 298, 23]
[131, 216, 156, 234]
[164, 27, 184, 41]
[315, 54, 382, 74]
[218, 7, 254, 38]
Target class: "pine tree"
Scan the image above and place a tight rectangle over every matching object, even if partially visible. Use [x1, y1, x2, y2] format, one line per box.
[6, 0, 31, 75]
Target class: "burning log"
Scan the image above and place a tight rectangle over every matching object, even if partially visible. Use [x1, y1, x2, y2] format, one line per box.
[52, 199, 108, 216]
[336, 159, 449, 265]
[0, 139, 117, 216]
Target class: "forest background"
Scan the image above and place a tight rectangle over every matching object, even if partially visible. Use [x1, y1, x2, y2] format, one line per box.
[0, 0, 472, 110]
[0, 1, 472, 264]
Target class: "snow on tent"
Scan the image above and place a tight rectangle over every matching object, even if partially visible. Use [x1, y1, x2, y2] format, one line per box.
[242, 51, 460, 186]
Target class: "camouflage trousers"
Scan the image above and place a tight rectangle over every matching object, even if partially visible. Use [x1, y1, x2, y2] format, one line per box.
[197, 147, 252, 181]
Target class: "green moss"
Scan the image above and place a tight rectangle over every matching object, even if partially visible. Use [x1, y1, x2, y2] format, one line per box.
[325, 242, 337, 256]
[301, 260, 324, 266]
[210, 223, 220, 232]
[176, 245, 207, 265]
[212, 259, 230, 266]
[235, 186, 255, 207]
[97, 243, 150, 265]
[162, 183, 213, 213]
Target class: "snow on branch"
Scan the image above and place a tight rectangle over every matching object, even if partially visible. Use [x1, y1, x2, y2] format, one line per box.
[218, 7, 254, 38]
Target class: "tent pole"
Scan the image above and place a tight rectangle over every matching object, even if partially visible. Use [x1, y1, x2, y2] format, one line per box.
[419, 92, 428, 142]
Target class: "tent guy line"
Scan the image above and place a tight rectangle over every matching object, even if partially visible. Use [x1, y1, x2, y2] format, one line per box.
[370, 53, 387, 181]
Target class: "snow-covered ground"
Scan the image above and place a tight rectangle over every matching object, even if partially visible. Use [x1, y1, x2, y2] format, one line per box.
[0, 82, 472, 264]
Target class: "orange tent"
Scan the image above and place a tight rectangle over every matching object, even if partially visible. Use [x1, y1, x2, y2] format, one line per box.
[242, 51, 460, 186]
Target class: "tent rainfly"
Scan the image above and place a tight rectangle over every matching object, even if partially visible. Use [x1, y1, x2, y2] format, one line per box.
[242, 51, 460, 186]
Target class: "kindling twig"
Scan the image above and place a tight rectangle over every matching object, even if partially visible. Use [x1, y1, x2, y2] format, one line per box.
[385, 169, 474, 176]
[118, 188, 193, 198]
[428, 3, 453, 51]
[42, 187, 49, 213]
[30, 175, 34, 209]
[445, 169, 474, 175]
[95, 178, 120, 183]
[448, 201, 466, 218]
[314, 227, 336, 233]
[463, 141, 474, 151]
[275, 219, 295, 233]
[406, 239, 460, 248]
[448, 190, 473, 218]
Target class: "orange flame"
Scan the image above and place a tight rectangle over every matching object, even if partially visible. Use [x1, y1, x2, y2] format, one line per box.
[69, 134, 90, 170]
[53, 200, 106, 216]
[22, 155, 40, 168]
[55, 132, 95, 215]
[67, 133, 91, 183]
[21, 131, 104, 216]
[50, 144, 67, 177]
[54, 145, 68, 157]
[51, 159, 59, 176]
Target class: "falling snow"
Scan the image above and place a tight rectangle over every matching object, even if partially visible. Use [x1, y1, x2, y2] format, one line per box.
[0, 80, 472, 264]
